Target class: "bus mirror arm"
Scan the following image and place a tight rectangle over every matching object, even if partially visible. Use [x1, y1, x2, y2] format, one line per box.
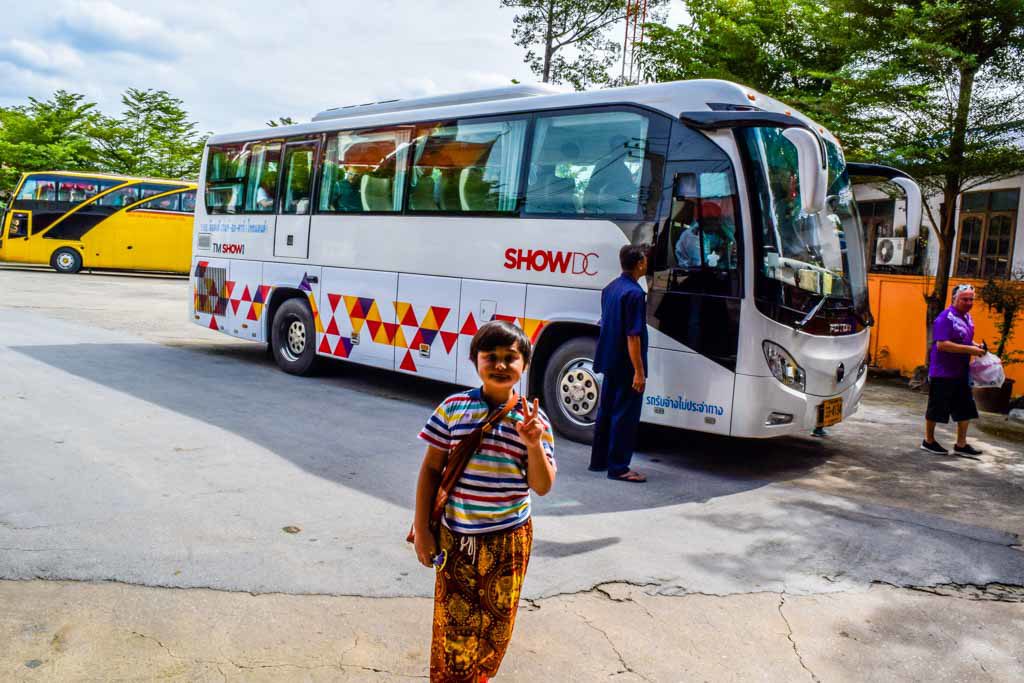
[781, 128, 827, 215]
[890, 177, 922, 242]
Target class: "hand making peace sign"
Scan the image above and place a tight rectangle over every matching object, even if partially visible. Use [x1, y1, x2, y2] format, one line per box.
[514, 396, 544, 448]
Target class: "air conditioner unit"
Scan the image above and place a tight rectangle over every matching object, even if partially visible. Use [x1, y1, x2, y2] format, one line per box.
[876, 237, 907, 265]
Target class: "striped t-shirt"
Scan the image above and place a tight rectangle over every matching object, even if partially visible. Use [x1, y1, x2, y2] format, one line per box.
[419, 388, 556, 535]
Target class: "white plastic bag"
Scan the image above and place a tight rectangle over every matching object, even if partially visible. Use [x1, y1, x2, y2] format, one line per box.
[970, 352, 1005, 389]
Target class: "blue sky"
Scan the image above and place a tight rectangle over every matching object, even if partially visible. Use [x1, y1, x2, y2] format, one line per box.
[0, 1, 686, 134]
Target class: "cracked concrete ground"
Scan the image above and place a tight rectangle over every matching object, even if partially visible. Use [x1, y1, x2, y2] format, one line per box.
[2, 580, 1021, 681]
[1, 267, 1023, 681]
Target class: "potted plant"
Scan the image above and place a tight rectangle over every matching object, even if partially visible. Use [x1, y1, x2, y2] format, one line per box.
[976, 269, 1024, 413]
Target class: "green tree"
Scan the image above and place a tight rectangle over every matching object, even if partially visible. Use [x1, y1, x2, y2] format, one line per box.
[641, 0, 920, 156]
[267, 116, 297, 127]
[643, 0, 1024, 367]
[501, 0, 668, 89]
[0, 90, 100, 195]
[91, 88, 207, 179]
[846, 1, 1024, 342]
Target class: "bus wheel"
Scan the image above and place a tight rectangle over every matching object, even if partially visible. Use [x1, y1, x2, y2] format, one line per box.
[51, 248, 82, 274]
[542, 336, 600, 444]
[271, 298, 318, 375]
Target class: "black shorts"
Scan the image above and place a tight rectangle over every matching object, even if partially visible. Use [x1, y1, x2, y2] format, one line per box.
[926, 376, 979, 423]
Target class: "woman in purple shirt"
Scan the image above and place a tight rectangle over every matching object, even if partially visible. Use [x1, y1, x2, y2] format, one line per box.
[922, 284, 986, 456]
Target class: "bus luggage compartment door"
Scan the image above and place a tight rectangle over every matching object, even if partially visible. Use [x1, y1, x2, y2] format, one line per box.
[273, 214, 310, 259]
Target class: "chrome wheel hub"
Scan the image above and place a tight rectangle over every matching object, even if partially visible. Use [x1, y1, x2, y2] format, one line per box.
[286, 320, 306, 358]
[558, 358, 600, 426]
[57, 253, 74, 269]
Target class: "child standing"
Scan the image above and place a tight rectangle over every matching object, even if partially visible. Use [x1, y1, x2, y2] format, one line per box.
[413, 320, 557, 682]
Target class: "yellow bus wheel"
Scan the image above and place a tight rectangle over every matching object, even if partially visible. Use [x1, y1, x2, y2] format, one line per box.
[51, 248, 83, 274]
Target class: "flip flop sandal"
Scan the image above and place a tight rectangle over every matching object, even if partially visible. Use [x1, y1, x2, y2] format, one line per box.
[610, 470, 646, 483]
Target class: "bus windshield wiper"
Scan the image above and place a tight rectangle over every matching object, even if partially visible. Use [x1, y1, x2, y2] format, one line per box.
[795, 294, 827, 329]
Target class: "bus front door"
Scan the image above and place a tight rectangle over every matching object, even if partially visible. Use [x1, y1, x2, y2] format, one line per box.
[274, 140, 318, 259]
[2, 211, 33, 263]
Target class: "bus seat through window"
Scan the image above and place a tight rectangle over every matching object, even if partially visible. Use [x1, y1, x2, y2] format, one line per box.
[360, 175, 393, 211]
[583, 135, 635, 213]
[459, 167, 497, 211]
[410, 169, 438, 210]
[526, 164, 576, 213]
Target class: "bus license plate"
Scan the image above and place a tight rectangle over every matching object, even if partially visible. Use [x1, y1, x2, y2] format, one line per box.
[818, 398, 843, 427]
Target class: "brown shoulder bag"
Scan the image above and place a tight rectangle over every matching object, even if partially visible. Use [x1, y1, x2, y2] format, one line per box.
[407, 392, 519, 544]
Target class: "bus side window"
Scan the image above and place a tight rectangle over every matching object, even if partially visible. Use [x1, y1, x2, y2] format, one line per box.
[97, 186, 141, 208]
[180, 190, 197, 213]
[654, 168, 741, 298]
[319, 128, 410, 213]
[245, 142, 281, 213]
[17, 178, 57, 202]
[131, 193, 181, 212]
[205, 144, 249, 214]
[409, 118, 526, 214]
[280, 143, 317, 215]
[525, 110, 650, 217]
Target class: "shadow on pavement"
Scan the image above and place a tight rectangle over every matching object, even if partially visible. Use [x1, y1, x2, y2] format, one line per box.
[9, 341, 834, 517]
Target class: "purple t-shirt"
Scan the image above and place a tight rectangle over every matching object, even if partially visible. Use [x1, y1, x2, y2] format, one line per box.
[929, 306, 974, 379]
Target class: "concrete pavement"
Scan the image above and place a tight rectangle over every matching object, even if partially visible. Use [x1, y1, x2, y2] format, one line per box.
[1, 267, 1023, 680]
[2, 580, 1022, 681]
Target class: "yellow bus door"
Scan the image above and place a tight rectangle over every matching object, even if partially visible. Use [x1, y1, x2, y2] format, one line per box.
[2, 211, 34, 263]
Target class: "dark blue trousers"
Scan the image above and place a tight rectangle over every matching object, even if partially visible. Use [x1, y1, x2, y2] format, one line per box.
[589, 373, 643, 477]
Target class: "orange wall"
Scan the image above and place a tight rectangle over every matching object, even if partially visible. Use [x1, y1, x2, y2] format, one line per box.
[868, 274, 1023, 392]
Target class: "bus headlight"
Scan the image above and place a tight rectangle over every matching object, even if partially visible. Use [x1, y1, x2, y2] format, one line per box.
[763, 341, 806, 392]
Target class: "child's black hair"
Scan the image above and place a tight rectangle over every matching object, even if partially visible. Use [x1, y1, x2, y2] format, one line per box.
[470, 320, 532, 366]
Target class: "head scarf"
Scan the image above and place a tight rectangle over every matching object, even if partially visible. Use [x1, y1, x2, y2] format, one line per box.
[951, 283, 975, 302]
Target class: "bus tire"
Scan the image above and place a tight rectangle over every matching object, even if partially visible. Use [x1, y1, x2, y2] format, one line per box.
[51, 248, 82, 274]
[271, 298, 318, 376]
[542, 336, 600, 444]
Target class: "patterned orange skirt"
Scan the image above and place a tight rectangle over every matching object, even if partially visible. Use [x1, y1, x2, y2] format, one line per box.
[431, 519, 533, 682]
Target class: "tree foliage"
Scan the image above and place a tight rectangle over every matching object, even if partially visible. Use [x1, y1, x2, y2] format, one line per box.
[0, 88, 207, 197]
[90, 88, 207, 179]
[267, 116, 297, 127]
[0, 91, 100, 194]
[501, 0, 668, 89]
[643, 0, 1024, 366]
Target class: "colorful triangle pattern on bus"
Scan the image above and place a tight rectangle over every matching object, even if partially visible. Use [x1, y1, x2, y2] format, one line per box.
[313, 292, 548, 374]
[214, 279, 272, 327]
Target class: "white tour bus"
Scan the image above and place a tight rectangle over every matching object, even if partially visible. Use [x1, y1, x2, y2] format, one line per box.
[190, 80, 922, 442]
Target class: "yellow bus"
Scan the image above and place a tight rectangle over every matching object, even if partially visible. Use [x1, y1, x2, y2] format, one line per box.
[0, 171, 197, 274]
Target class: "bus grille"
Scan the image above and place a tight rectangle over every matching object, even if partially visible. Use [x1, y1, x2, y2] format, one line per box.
[194, 262, 229, 316]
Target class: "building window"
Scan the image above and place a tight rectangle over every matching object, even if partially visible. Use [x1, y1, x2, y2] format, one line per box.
[955, 189, 1019, 278]
[857, 199, 897, 270]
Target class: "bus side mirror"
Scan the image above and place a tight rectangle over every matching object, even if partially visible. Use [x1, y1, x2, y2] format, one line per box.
[673, 173, 697, 199]
[891, 177, 923, 241]
[782, 128, 827, 214]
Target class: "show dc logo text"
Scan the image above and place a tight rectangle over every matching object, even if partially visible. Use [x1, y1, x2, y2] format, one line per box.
[503, 248, 598, 276]
[213, 242, 245, 255]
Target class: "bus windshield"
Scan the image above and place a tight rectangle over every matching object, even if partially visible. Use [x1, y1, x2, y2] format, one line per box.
[740, 127, 868, 318]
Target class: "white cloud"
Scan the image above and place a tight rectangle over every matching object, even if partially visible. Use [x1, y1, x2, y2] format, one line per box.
[0, 0, 644, 135]
[0, 39, 84, 73]
[52, 0, 200, 59]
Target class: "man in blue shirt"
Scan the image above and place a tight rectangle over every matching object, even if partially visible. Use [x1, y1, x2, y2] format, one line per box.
[589, 245, 649, 482]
